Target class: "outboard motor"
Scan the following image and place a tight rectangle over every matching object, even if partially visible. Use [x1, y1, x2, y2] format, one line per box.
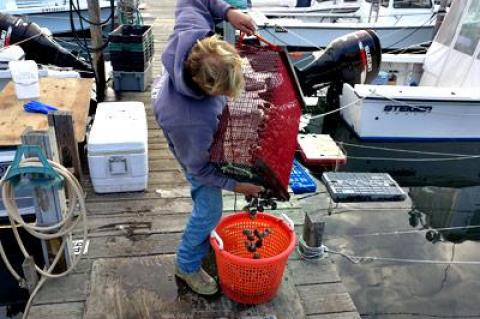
[0, 13, 93, 74]
[296, 29, 381, 96]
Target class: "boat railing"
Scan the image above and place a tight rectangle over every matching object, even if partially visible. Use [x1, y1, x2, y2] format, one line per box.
[265, 12, 362, 22]
[15, 0, 68, 8]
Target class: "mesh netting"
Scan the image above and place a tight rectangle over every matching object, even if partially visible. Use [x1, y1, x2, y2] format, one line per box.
[210, 46, 302, 200]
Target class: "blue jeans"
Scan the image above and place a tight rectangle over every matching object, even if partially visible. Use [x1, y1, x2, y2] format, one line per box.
[176, 173, 223, 273]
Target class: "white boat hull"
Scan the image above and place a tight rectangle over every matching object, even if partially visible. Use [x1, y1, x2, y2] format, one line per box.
[256, 23, 434, 50]
[3, 2, 113, 34]
[340, 84, 480, 141]
[27, 9, 112, 34]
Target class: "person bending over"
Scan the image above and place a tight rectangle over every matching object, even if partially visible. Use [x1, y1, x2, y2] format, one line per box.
[154, 0, 262, 295]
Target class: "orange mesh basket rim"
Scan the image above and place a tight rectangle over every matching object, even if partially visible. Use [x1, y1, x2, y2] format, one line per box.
[210, 212, 296, 265]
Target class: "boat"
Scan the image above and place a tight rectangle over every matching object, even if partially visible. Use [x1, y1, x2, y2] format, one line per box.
[0, 0, 115, 34]
[251, 0, 362, 15]
[295, 0, 480, 187]
[339, 0, 480, 141]
[250, 0, 437, 50]
[0, 13, 93, 72]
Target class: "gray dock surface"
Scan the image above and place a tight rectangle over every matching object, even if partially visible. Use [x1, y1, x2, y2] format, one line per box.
[28, 1, 360, 318]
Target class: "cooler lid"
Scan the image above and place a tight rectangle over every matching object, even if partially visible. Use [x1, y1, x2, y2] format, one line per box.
[88, 102, 148, 154]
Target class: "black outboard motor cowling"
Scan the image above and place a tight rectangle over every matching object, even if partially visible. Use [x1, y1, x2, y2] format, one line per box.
[0, 13, 93, 74]
[296, 29, 381, 96]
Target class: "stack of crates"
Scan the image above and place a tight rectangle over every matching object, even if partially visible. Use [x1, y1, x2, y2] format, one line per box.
[109, 24, 154, 91]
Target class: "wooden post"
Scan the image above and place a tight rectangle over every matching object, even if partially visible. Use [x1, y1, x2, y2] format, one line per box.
[48, 111, 83, 181]
[434, 0, 449, 36]
[87, 0, 106, 101]
[21, 127, 72, 271]
[302, 212, 325, 247]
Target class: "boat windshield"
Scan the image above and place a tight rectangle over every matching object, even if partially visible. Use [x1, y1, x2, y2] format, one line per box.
[393, 0, 432, 9]
[453, 1, 480, 56]
[364, 0, 389, 7]
[435, 0, 467, 46]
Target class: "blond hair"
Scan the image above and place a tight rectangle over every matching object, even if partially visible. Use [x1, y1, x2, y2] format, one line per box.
[185, 35, 244, 98]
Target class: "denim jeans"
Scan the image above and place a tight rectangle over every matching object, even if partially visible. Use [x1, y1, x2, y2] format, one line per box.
[176, 173, 223, 273]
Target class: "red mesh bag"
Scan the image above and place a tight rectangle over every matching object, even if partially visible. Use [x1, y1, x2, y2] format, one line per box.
[210, 44, 303, 200]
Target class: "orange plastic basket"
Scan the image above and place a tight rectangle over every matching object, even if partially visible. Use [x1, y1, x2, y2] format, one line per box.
[210, 212, 296, 304]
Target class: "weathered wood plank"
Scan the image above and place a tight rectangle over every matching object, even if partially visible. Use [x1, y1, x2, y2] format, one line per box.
[289, 260, 341, 286]
[48, 111, 83, 180]
[299, 283, 348, 295]
[148, 136, 168, 144]
[0, 78, 93, 146]
[308, 312, 361, 319]
[84, 233, 181, 258]
[72, 258, 93, 275]
[148, 152, 176, 160]
[86, 186, 301, 205]
[84, 255, 305, 319]
[29, 302, 84, 319]
[297, 285, 357, 315]
[33, 273, 90, 305]
[83, 170, 187, 187]
[85, 197, 192, 214]
[149, 159, 182, 171]
[85, 195, 300, 215]
[148, 143, 170, 150]
[76, 209, 306, 237]
[148, 130, 165, 138]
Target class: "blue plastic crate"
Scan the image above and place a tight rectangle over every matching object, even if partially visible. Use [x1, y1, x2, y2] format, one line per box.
[289, 160, 317, 194]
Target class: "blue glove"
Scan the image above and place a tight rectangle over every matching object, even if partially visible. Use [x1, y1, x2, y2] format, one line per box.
[24, 101, 58, 115]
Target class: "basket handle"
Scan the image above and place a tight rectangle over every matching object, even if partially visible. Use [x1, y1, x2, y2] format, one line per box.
[211, 230, 224, 251]
[237, 31, 282, 52]
[281, 213, 295, 231]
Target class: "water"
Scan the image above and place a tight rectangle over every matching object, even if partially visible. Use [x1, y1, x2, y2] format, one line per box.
[302, 116, 480, 318]
[311, 186, 480, 318]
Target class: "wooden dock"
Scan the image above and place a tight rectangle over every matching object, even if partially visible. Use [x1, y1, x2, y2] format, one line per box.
[28, 1, 360, 318]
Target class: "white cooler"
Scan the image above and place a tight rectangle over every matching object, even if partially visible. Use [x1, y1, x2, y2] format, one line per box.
[88, 102, 148, 193]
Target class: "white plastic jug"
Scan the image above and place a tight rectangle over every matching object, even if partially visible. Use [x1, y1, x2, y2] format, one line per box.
[9, 60, 39, 99]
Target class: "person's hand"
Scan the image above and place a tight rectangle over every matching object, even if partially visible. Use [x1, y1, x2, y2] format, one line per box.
[226, 9, 256, 35]
[234, 182, 264, 197]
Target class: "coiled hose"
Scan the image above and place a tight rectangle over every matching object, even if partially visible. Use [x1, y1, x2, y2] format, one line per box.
[0, 158, 88, 319]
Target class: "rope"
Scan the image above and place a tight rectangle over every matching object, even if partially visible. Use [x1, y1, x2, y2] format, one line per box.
[337, 142, 480, 158]
[296, 237, 328, 261]
[0, 33, 43, 52]
[0, 157, 88, 319]
[326, 248, 480, 265]
[347, 155, 480, 162]
[325, 225, 480, 241]
[299, 95, 366, 124]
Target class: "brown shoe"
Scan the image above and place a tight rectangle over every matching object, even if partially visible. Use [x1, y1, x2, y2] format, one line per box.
[175, 265, 218, 295]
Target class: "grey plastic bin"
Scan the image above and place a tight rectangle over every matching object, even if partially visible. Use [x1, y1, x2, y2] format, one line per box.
[113, 61, 152, 92]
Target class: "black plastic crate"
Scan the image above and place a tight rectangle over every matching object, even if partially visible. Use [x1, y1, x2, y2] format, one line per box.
[108, 24, 152, 44]
[109, 25, 154, 72]
[111, 48, 153, 72]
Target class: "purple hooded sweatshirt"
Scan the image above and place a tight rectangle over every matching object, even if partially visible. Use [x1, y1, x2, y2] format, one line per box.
[153, 0, 237, 192]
